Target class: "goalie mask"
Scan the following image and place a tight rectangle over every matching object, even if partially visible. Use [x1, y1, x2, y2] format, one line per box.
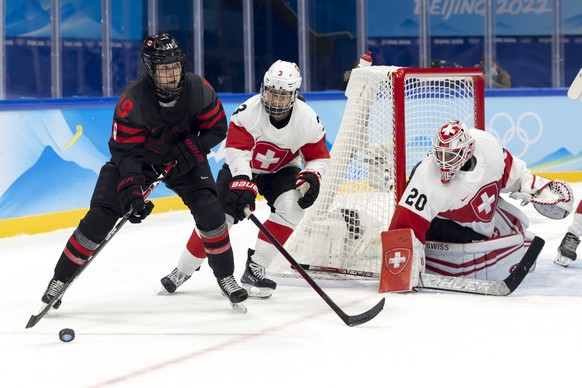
[142, 33, 186, 101]
[260, 60, 302, 118]
[432, 120, 476, 184]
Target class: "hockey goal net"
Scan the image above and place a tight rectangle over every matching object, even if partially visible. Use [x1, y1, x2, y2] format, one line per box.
[269, 66, 484, 279]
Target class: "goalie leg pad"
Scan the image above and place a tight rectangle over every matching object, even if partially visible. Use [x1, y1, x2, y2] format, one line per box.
[425, 234, 527, 281]
[379, 229, 425, 293]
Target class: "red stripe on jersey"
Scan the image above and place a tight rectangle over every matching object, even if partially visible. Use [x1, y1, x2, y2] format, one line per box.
[300, 136, 330, 162]
[199, 108, 226, 129]
[116, 136, 145, 144]
[116, 122, 144, 135]
[388, 206, 431, 244]
[257, 220, 293, 245]
[68, 236, 94, 257]
[500, 149, 514, 187]
[114, 122, 145, 143]
[226, 122, 255, 151]
[576, 200, 582, 214]
[199, 100, 221, 120]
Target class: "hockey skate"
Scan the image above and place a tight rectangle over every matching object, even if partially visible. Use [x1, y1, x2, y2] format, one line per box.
[41, 278, 64, 309]
[217, 275, 248, 313]
[555, 232, 580, 267]
[159, 268, 192, 294]
[241, 249, 277, 299]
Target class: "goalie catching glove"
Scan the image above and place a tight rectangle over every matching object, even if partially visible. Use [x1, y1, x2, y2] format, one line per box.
[225, 176, 258, 221]
[117, 174, 155, 223]
[510, 175, 574, 219]
[295, 170, 321, 209]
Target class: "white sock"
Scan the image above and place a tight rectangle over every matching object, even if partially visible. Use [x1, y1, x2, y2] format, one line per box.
[176, 248, 206, 276]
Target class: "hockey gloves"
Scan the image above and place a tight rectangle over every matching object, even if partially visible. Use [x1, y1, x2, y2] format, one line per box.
[117, 174, 154, 223]
[296, 170, 321, 209]
[225, 176, 258, 221]
[172, 136, 209, 175]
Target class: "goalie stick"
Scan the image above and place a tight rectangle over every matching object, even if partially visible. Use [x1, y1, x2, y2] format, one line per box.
[244, 209, 385, 327]
[297, 236, 544, 296]
[25, 162, 176, 329]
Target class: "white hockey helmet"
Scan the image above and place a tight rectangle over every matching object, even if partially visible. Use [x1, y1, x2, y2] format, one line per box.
[260, 60, 302, 117]
[432, 120, 475, 184]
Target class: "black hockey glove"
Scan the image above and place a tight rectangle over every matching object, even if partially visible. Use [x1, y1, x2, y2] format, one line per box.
[128, 200, 154, 224]
[296, 170, 321, 209]
[225, 175, 258, 221]
[117, 174, 153, 223]
[171, 136, 209, 175]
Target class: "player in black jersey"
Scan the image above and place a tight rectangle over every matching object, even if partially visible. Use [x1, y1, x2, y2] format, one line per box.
[38, 33, 248, 311]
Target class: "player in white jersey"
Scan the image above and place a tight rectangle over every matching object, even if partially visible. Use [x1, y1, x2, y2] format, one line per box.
[555, 201, 582, 267]
[553, 68, 582, 267]
[160, 60, 330, 298]
[381, 120, 573, 291]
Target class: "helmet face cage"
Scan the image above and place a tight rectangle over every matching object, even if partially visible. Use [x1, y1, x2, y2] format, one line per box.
[141, 33, 186, 100]
[260, 60, 302, 117]
[431, 120, 475, 184]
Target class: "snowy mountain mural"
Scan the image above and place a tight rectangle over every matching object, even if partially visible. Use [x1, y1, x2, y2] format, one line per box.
[530, 148, 582, 172]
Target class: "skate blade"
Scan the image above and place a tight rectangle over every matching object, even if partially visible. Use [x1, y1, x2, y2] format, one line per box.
[242, 285, 273, 299]
[554, 254, 573, 268]
[248, 293, 272, 300]
[157, 287, 172, 295]
[229, 301, 248, 313]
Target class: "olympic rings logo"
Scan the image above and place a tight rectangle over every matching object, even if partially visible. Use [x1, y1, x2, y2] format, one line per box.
[486, 112, 544, 158]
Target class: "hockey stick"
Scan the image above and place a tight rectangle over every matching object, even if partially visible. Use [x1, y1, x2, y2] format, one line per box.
[244, 209, 385, 327]
[26, 162, 176, 329]
[297, 236, 544, 296]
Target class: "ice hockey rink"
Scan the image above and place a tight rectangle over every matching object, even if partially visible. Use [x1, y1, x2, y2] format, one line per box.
[3, 185, 582, 388]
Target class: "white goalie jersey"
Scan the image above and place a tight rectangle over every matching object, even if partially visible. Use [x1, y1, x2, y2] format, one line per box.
[390, 128, 541, 243]
[225, 95, 330, 179]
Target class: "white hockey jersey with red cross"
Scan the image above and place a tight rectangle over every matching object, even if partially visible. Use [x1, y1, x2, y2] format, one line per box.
[389, 128, 533, 243]
[225, 94, 330, 178]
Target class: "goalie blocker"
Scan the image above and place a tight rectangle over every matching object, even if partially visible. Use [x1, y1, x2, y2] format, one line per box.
[379, 229, 424, 292]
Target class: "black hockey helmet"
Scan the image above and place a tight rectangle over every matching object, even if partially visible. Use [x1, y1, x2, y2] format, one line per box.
[141, 33, 186, 100]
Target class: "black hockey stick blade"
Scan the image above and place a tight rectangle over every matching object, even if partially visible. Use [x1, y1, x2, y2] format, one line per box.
[503, 236, 544, 293]
[245, 210, 385, 327]
[26, 163, 176, 329]
[342, 297, 385, 327]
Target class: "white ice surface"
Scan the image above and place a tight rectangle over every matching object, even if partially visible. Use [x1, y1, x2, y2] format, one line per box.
[2, 185, 582, 388]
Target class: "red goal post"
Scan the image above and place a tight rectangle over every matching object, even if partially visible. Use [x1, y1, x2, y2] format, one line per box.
[269, 66, 485, 279]
[392, 67, 485, 201]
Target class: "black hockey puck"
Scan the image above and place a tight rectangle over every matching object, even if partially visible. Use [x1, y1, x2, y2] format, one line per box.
[59, 328, 75, 342]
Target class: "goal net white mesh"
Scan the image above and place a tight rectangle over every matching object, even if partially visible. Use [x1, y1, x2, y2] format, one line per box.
[269, 66, 484, 279]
